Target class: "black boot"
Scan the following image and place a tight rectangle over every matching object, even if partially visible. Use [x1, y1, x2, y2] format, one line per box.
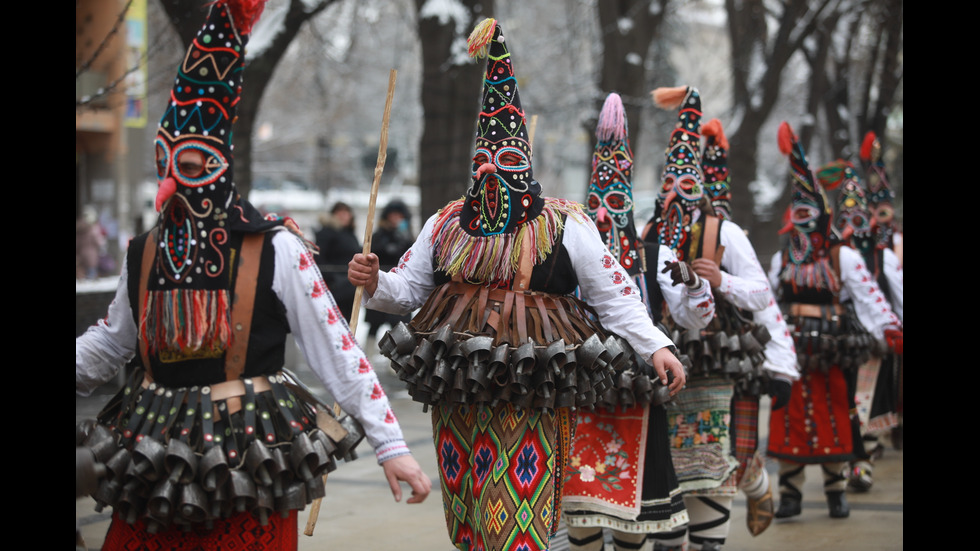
[774, 494, 801, 518]
[826, 490, 850, 518]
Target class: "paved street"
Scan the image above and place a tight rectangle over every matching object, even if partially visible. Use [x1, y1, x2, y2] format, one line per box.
[76, 334, 902, 550]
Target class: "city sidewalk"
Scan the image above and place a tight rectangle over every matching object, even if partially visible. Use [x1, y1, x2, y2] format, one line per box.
[76, 336, 902, 550]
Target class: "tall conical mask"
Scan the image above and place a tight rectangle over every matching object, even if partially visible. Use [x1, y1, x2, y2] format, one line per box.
[701, 118, 732, 221]
[859, 131, 897, 251]
[586, 93, 641, 274]
[777, 121, 834, 266]
[461, 18, 542, 237]
[650, 86, 705, 259]
[143, 0, 275, 358]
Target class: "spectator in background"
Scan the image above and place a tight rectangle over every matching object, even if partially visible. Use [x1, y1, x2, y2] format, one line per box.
[76, 206, 106, 280]
[364, 200, 414, 352]
[315, 201, 361, 321]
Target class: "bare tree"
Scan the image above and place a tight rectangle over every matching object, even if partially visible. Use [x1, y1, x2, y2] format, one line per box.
[589, 0, 673, 157]
[413, 0, 494, 219]
[723, 0, 837, 254]
[159, 0, 342, 199]
[801, 0, 902, 161]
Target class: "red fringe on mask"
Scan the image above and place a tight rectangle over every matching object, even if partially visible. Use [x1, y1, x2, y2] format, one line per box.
[778, 122, 796, 155]
[702, 118, 729, 151]
[860, 131, 877, 162]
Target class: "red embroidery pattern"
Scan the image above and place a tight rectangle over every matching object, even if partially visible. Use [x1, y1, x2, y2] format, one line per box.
[601, 254, 615, 269]
[311, 279, 325, 298]
[358, 358, 372, 373]
[371, 383, 385, 400]
[299, 251, 314, 271]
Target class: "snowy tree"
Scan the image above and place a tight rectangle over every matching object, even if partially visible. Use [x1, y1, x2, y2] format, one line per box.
[159, 0, 344, 198]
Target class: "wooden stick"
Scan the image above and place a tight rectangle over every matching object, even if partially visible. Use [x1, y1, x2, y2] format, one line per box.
[304, 68, 398, 537]
[349, 68, 398, 334]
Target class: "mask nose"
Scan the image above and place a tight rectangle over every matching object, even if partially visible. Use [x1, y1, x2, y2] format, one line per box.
[475, 162, 496, 179]
[661, 189, 677, 212]
[595, 206, 608, 224]
[155, 177, 177, 212]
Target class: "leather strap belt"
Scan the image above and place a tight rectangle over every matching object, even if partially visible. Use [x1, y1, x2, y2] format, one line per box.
[141, 373, 274, 417]
[787, 303, 844, 319]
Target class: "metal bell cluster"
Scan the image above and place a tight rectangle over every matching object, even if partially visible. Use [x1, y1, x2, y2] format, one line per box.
[788, 306, 876, 373]
[77, 370, 365, 532]
[665, 302, 773, 397]
[380, 321, 670, 412]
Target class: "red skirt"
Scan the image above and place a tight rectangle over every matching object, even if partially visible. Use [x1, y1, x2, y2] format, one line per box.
[767, 366, 854, 464]
[102, 510, 298, 551]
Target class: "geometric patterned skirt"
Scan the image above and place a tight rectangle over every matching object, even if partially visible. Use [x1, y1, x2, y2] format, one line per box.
[665, 377, 740, 496]
[433, 403, 574, 551]
[101, 510, 298, 551]
[767, 365, 854, 464]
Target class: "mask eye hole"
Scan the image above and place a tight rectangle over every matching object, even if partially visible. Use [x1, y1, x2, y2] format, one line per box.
[792, 205, 818, 225]
[155, 143, 169, 179]
[177, 149, 206, 179]
[606, 194, 626, 210]
[677, 175, 698, 191]
[499, 152, 521, 167]
[587, 194, 600, 210]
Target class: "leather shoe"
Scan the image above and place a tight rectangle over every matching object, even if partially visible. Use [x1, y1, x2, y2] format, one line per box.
[827, 491, 850, 518]
[774, 494, 801, 519]
[746, 486, 774, 535]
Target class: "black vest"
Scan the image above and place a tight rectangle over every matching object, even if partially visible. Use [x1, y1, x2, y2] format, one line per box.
[126, 230, 290, 388]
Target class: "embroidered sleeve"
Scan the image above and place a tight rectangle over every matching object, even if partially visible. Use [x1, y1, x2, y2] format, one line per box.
[657, 244, 716, 329]
[716, 222, 772, 312]
[754, 297, 800, 380]
[76, 259, 138, 396]
[271, 231, 408, 462]
[567, 216, 675, 359]
[882, 248, 903, 322]
[838, 245, 901, 341]
[367, 215, 439, 315]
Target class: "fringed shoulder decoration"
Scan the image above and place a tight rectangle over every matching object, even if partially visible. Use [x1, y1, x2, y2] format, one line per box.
[432, 198, 586, 283]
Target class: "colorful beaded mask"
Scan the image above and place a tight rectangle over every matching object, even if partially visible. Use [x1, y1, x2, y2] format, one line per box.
[820, 160, 873, 257]
[701, 118, 732, 221]
[150, 0, 262, 287]
[586, 93, 642, 274]
[778, 121, 834, 266]
[461, 19, 542, 237]
[860, 131, 897, 250]
[651, 86, 705, 259]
